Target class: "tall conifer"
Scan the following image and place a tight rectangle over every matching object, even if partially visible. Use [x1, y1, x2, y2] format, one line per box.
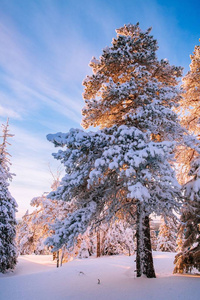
[0, 120, 17, 273]
[47, 24, 184, 278]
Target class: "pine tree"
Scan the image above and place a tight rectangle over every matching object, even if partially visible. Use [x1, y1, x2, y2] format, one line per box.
[0, 120, 18, 273]
[176, 222, 185, 253]
[176, 44, 200, 183]
[174, 156, 200, 273]
[78, 240, 90, 259]
[150, 228, 157, 251]
[179, 45, 200, 136]
[157, 217, 177, 252]
[101, 220, 135, 256]
[16, 196, 54, 255]
[17, 180, 74, 256]
[82, 23, 184, 278]
[16, 210, 39, 255]
[47, 23, 185, 278]
[174, 44, 200, 274]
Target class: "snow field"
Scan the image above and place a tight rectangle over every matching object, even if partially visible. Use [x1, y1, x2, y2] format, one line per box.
[0, 252, 199, 300]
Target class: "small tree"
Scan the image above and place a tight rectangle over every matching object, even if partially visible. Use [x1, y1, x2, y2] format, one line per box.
[16, 210, 40, 255]
[150, 229, 157, 251]
[101, 220, 135, 256]
[0, 120, 17, 273]
[157, 217, 177, 252]
[17, 181, 74, 256]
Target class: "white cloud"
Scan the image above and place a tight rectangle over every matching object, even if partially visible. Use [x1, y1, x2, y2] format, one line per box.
[0, 104, 21, 119]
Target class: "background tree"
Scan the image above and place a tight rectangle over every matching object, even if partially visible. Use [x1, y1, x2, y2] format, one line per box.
[157, 217, 177, 252]
[47, 23, 184, 278]
[17, 210, 41, 255]
[174, 156, 200, 273]
[101, 220, 135, 256]
[17, 179, 74, 257]
[0, 120, 18, 273]
[174, 44, 200, 274]
[176, 44, 200, 183]
[150, 226, 157, 251]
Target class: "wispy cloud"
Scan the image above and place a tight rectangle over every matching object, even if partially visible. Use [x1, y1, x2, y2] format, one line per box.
[0, 2, 102, 218]
[0, 104, 21, 119]
[0, 7, 93, 125]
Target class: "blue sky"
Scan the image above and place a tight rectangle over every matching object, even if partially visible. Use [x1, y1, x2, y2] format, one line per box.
[0, 0, 199, 218]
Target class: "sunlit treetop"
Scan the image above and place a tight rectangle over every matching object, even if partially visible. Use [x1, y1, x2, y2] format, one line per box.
[82, 23, 183, 139]
[180, 44, 200, 136]
[175, 44, 200, 184]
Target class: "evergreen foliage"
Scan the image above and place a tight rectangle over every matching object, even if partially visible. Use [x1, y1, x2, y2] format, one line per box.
[0, 120, 17, 273]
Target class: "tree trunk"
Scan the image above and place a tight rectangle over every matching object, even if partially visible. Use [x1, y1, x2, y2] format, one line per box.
[136, 202, 156, 278]
[143, 215, 156, 278]
[136, 203, 142, 277]
[97, 230, 101, 258]
[57, 250, 59, 268]
[53, 251, 56, 261]
[60, 247, 65, 267]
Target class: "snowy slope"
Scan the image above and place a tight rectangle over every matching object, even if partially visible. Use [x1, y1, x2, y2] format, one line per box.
[0, 252, 199, 300]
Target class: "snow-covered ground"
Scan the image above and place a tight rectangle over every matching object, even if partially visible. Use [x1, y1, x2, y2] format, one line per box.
[0, 252, 199, 300]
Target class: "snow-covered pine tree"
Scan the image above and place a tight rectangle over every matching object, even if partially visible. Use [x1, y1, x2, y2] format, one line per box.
[150, 226, 157, 251]
[0, 120, 18, 273]
[101, 220, 135, 256]
[82, 23, 184, 277]
[16, 210, 40, 255]
[78, 239, 90, 259]
[174, 43, 200, 274]
[157, 217, 177, 252]
[174, 156, 200, 273]
[17, 195, 55, 255]
[47, 23, 185, 278]
[176, 44, 200, 184]
[176, 223, 185, 253]
[179, 45, 200, 137]
[17, 180, 74, 256]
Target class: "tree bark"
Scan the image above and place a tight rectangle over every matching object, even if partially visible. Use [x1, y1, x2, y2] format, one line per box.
[57, 250, 59, 268]
[136, 203, 142, 277]
[143, 215, 156, 278]
[96, 230, 101, 258]
[136, 202, 156, 278]
[53, 251, 56, 261]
